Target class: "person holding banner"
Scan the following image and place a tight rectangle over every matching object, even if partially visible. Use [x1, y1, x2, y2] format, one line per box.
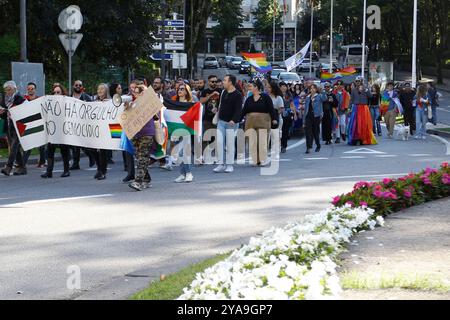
[0, 81, 27, 176]
[41, 84, 71, 179]
[70, 80, 95, 170]
[92, 83, 110, 180]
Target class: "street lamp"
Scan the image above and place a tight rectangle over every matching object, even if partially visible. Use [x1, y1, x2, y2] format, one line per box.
[20, 0, 27, 62]
[411, 0, 418, 88]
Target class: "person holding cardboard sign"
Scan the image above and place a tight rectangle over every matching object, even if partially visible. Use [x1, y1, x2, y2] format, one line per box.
[123, 81, 162, 191]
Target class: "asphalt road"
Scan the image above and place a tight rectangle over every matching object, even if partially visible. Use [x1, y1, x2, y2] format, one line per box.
[1, 125, 449, 299]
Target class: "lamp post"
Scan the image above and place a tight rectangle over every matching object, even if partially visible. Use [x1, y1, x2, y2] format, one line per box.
[161, 0, 167, 80]
[411, 0, 418, 88]
[329, 0, 333, 73]
[309, 1, 314, 78]
[361, 0, 367, 80]
[20, 0, 27, 62]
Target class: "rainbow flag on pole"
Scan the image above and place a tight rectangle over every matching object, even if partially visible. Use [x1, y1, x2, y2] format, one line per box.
[320, 66, 357, 82]
[241, 52, 273, 74]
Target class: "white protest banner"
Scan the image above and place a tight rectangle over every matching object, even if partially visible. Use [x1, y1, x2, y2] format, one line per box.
[284, 40, 311, 72]
[119, 86, 164, 140]
[9, 96, 125, 151]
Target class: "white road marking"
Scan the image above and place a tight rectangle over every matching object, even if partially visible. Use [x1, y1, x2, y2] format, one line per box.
[286, 138, 306, 151]
[340, 156, 366, 159]
[408, 154, 431, 157]
[428, 134, 450, 155]
[304, 157, 329, 160]
[1, 194, 114, 208]
[375, 154, 398, 158]
[344, 148, 386, 155]
[302, 173, 408, 182]
[437, 107, 450, 113]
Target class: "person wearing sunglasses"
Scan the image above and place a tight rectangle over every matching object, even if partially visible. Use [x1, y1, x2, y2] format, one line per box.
[200, 75, 222, 162]
[70, 80, 95, 171]
[41, 83, 71, 179]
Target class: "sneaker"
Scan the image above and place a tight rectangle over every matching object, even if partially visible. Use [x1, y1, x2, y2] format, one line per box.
[422, 135, 426, 140]
[129, 181, 143, 191]
[142, 182, 152, 189]
[335, 138, 340, 144]
[213, 164, 226, 173]
[281, 147, 286, 153]
[160, 164, 173, 171]
[224, 165, 234, 173]
[260, 159, 271, 167]
[174, 174, 186, 183]
[184, 172, 194, 182]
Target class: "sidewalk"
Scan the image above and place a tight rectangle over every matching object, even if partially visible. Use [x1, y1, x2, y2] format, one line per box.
[339, 198, 450, 300]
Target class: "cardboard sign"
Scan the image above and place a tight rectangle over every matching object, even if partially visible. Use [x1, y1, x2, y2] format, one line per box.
[119, 87, 164, 139]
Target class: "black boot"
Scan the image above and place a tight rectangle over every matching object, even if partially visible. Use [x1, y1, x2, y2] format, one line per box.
[342, 134, 346, 142]
[41, 159, 54, 178]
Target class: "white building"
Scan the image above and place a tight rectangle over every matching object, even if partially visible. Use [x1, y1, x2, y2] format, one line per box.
[205, 0, 299, 58]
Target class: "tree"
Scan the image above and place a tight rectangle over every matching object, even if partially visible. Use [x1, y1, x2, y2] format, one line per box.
[252, 0, 282, 40]
[212, 0, 245, 53]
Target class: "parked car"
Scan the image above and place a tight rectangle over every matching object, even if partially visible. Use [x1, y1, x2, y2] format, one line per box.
[229, 56, 243, 69]
[270, 68, 287, 81]
[277, 72, 302, 84]
[220, 56, 233, 68]
[203, 56, 219, 69]
[239, 60, 251, 74]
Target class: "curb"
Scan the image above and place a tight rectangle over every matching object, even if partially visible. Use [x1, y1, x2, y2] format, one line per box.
[427, 128, 450, 139]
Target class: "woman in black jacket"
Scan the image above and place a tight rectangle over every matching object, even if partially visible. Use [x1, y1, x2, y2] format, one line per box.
[241, 79, 278, 166]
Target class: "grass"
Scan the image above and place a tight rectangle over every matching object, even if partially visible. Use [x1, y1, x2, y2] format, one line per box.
[0, 147, 40, 159]
[341, 271, 450, 293]
[130, 253, 230, 300]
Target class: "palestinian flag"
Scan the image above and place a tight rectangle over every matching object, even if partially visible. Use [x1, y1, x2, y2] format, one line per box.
[15, 113, 45, 137]
[163, 99, 203, 137]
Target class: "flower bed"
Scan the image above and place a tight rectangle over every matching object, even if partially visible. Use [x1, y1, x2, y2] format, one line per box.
[332, 162, 450, 215]
[178, 163, 449, 300]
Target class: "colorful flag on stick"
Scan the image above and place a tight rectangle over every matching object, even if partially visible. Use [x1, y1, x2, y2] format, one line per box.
[241, 52, 273, 74]
[284, 40, 311, 72]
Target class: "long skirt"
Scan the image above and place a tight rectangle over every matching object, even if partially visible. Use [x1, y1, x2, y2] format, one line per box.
[347, 104, 377, 145]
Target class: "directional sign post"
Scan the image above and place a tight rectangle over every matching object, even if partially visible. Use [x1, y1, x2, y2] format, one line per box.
[151, 53, 173, 61]
[58, 5, 83, 95]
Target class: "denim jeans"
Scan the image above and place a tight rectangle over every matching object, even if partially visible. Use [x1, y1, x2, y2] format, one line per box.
[431, 105, 437, 125]
[369, 106, 382, 135]
[177, 137, 191, 175]
[415, 107, 428, 137]
[217, 120, 238, 165]
[6, 119, 24, 168]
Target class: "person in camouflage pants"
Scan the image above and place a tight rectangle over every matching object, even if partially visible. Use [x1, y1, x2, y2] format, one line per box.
[130, 136, 153, 190]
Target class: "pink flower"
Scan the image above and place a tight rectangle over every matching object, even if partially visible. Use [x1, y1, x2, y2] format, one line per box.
[332, 196, 341, 205]
[422, 178, 432, 185]
[404, 191, 412, 198]
[442, 162, 448, 168]
[382, 178, 393, 185]
[373, 190, 383, 198]
[346, 201, 355, 207]
[360, 201, 368, 207]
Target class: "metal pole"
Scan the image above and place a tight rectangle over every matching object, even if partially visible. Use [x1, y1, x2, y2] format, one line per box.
[282, 8, 286, 61]
[190, 0, 194, 79]
[411, 0, 417, 88]
[20, 0, 27, 62]
[272, 2, 276, 63]
[68, 32, 73, 96]
[361, 0, 367, 80]
[309, 1, 313, 78]
[161, 0, 166, 80]
[294, 13, 297, 54]
[329, 0, 333, 73]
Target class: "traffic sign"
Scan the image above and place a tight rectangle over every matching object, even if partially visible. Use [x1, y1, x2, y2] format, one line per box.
[59, 33, 83, 56]
[158, 20, 184, 28]
[58, 5, 83, 33]
[156, 29, 185, 40]
[151, 53, 173, 60]
[152, 42, 185, 51]
[172, 53, 187, 69]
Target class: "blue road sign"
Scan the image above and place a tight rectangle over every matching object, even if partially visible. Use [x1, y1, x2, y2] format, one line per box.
[150, 52, 173, 60]
[157, 20, 184, 28]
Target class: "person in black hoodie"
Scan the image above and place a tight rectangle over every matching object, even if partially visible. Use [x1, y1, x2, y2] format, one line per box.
[321, 82, 338, 145]
[1, 81, 26, 176]
[400, 83, 416, 135]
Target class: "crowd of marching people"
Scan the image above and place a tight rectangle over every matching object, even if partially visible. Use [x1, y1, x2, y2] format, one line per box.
[0, 73, 442, 191]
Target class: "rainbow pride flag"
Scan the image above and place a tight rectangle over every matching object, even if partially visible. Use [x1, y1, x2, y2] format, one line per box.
[241, 52, 272, 73]
[109, 123, 122, 139]
[321, 67, 357, 82]
[380, 92, 390, 115]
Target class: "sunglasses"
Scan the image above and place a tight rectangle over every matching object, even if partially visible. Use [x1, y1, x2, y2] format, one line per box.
[210, 80, 218, 83]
